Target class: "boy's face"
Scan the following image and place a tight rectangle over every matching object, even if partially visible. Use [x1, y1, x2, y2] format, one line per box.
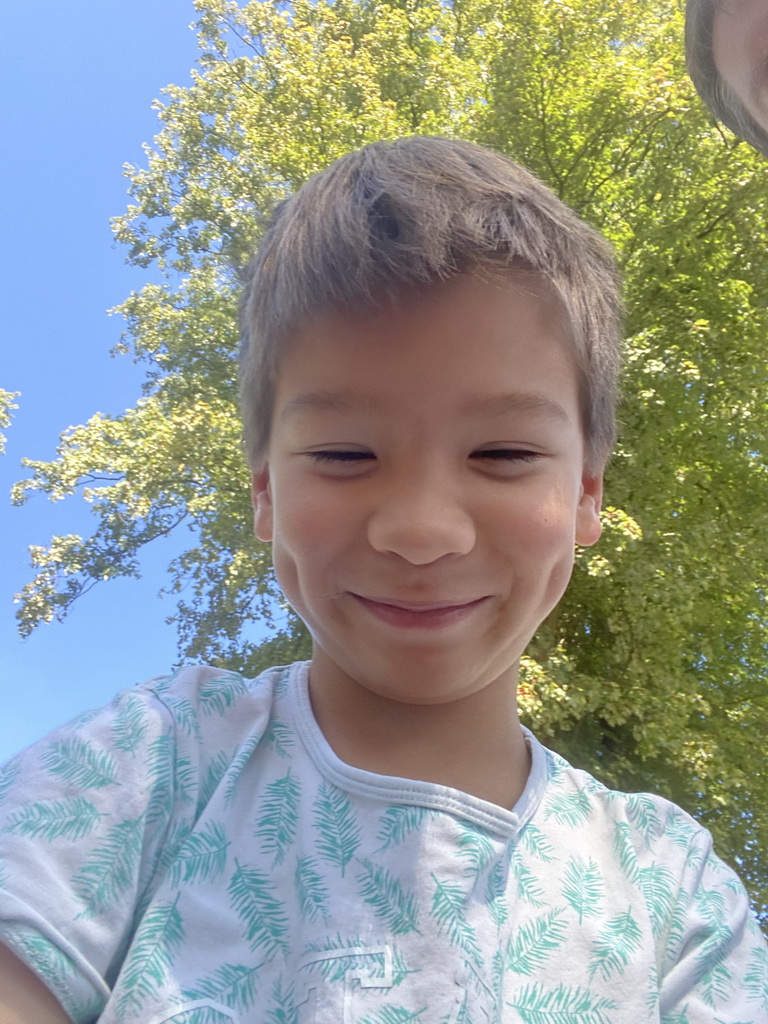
[252, 273, 603, 710]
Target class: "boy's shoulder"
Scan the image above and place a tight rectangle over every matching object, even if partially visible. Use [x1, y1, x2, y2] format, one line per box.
[531, 739, 736, 903]
[538, 741, 707, 845]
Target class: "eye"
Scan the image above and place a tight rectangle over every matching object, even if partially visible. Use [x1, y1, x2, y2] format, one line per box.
[303, 449, 376, 475]
[305, 449, 375, 463]
[471, 448, 542, 464]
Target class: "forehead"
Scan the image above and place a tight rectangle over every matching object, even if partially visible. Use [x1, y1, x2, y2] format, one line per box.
[272, 272, 581, 424]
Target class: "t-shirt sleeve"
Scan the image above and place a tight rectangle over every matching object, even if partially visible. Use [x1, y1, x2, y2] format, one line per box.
[0, 678, 204, 1022]
[659, 827, 768, 1023]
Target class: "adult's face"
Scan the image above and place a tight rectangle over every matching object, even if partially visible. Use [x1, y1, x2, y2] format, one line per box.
[713, 0, 768, 134]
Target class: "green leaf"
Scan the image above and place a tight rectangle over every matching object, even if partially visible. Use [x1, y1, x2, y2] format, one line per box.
[182, 961, 262, 1013]
[588, 908, 642, 980]
[509, 982, 616, 1024]
[507, 909, 567, 975]
[256, 771, 301, 866]
[111, 693, 149, 753]
[2, 797, 103, 842]
[561, 856, 604, 924]
[313, 782, 361, 876]
[228, 860, 289, 957]
[430, 874, 482, 967]
[376, 805, 430, 851]
[40, 736, 118, 789]
[72, 816, 144, 916]
[169, 820, 230, 885]
[356, 858, 420, 935]
[295, 855, 329, 923]
[117, 895, 184, 1015]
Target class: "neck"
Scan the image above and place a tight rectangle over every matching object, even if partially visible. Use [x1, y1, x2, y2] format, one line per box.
[307, 660, 530, 810]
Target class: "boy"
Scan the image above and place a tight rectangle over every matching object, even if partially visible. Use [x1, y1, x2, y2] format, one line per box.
[0, 136, 766, 1023]
[686, 0, 768, 156]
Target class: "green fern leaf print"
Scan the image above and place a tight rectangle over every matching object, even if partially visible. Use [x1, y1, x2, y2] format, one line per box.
[149, 667, 184, 692]
[228, 861, 290, 957]
[265, 718, 294, 758]
[265, 977, 298, 1024]
[161, 694, 201, 738]
[544, 750, 567, 780]
[696, 960, 733, 1008]
[431, 874, 482, 967]
[183, 962, 262, 1013]
[169, 821, 230, 886]
[256, 771, 301, 866]
[637, 864, 675, 937]
[485, 860, 509, 926]
[456, 824, 496, 877]
[514, 858, 547, 908]
[356, 858, 420, 935]
[455, 992, 473, 1024]
[611, 822, 640, 885]
[0, 758, 21, 804]
[13, 933, 76, 992]
[303, 934, 368, 982]
[154, 821, 193, 876]
[520, 824, 556, 862]
[111, 694, 149, 753]
[198, 751, 233, 812]
[147, 734, 196, 822]
[625, 794, 661, 844]
[543, 789, 591, 827]
[507, 909, 567, 975]
[745, 942, 768, 1008]
[199, 671, 248, 716]
[2, 797, 103, 842]
[562, 856, 604, 923]
[664, 886, 693, 962]
[659, 1011, 690, 1024]
[72, 816, 144, 916]
[508, 982, 616, 1023]
[162, 1008, 234, 1024]
[360, 1007, 427, 1023]
[588, 908, 642, 980]
[441, 993, 473, 1024]
[376, 805, 430, 851]
[313, 782, 361, 876]
[40, 736, 119, 789]
[663, 810, 697, 850]
[694, 887, 726, 928]
[117, 895, 185, 1015]
[295, 855, 329, 923]
[224, 734, 262, 805]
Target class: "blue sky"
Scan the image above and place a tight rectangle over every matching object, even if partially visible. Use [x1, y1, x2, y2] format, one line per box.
[0, 1, 251, 763]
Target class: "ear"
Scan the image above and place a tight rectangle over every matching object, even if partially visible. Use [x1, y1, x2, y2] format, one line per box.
[575, 471, 603, 547]
[251, 466, 273, 542]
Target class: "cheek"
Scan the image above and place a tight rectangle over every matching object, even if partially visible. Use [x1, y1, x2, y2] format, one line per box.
[269, 483, 356, 590]
[498, 488, 579, 595]
[500, 485, 578, 547]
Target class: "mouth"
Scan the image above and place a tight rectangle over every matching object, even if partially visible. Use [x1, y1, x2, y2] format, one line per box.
[349, 593, 489, 629]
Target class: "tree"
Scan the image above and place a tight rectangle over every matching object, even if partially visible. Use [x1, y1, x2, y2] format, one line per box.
[0, 391, 18, 455]
[12, 0, 768, 924]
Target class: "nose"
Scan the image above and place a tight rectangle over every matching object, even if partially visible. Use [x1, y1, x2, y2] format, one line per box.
[367, 473, 476, 564]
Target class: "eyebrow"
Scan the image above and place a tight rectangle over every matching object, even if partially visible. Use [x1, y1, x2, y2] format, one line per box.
[280, 389, 571, 423]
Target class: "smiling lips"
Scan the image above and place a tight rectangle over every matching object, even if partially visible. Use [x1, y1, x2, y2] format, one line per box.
[350, 593, 489, 629]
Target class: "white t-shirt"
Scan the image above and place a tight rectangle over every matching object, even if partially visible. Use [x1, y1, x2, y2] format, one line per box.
[0, 661, 765, 1023]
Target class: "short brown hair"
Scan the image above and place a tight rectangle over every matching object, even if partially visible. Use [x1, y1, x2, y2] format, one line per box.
[685, 0, 768, 156]
[239, 136, 621, 474]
